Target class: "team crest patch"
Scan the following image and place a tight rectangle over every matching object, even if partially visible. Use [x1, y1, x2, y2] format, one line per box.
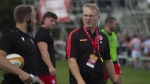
[100, 41, 102, 44]
[98, 35, 103, 40]
[21, 37, 25, 41]
[80, 39, 87, 41]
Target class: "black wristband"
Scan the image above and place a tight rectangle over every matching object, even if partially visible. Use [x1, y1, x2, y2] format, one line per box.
[113, 82, 119, 84]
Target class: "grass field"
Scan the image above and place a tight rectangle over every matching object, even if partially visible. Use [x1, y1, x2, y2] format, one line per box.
[0, 60, 150, 84]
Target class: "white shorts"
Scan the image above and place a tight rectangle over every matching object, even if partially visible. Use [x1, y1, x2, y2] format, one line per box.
[131, 50, 141, 58]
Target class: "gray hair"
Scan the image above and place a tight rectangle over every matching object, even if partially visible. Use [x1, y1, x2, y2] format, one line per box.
[83, 3, 100, 15]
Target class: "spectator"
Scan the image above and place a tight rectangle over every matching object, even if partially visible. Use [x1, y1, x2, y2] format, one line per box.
[129, 34, 142, 70]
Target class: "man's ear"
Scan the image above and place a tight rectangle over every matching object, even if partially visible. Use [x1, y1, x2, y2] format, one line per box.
[44, 18, 47, 22]
[108, 23, 112, 27]
[26, 17, 30, 21]
[97, 15, 100, 23]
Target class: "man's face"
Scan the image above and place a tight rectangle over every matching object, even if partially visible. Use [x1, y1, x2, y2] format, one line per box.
[26, 9, 36, 33]
[110, 20, 117, 31]
[82, 7, 100, 29]
[44, 17, 57, 30]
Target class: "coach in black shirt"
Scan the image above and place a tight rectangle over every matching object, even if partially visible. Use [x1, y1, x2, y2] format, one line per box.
[0, 5, 41, 84]
[66, 3, 119, 84]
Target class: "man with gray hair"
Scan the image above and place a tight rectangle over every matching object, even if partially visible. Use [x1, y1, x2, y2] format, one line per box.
[66, 3, 119, 84]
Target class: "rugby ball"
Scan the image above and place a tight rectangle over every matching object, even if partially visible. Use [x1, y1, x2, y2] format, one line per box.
[6, 54, 24, 68]
[0, 54, 24, 73]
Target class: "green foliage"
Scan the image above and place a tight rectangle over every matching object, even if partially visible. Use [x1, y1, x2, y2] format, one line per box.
[0, 0, 22, 32]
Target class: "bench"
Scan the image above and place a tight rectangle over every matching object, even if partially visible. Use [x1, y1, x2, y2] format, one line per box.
[118, 55, 150, 66]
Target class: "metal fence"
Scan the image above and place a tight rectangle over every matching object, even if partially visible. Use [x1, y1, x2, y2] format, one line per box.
[22, 0, 150, 38]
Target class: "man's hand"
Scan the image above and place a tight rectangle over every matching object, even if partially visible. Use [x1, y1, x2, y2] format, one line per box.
[19, 72, 33, 84]
[77, 80, 86, 84]
[49, 66, 56, 76]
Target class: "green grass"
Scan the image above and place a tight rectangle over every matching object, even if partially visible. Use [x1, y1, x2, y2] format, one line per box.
[57, 60, 150, 84]
[0, 73, 3, 83]
[56, 60, 69, 83]
[0, 60, 150, 84]
[107, 66, 150, 84]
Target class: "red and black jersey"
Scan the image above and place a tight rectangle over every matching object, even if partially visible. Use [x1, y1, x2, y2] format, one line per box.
[0, 27, 37, 84]
[66, 26, 111, 84]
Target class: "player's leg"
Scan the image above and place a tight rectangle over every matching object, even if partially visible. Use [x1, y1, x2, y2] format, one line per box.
[137, 51, 142, 69]
[104, 64, 121, 84]
[133, 51, 141, 69]
[114, 64, 122, 84]
[131, 50, 138, 69]
[104, 68, 109, 84]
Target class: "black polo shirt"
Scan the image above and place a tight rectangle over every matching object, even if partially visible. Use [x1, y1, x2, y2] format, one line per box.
[66, 26, 111, 84]
[0, 27, 37, 84]
[34, 27, 55, 75]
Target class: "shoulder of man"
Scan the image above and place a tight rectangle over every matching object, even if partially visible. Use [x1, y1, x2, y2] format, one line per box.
[100, 28, 106, 33]
[98, 28, 106, 36]
[98, 30, 109, 40]
[3, 27, 18, 36]
[68, 27, 81, 36]
[36, 27, 49, 35]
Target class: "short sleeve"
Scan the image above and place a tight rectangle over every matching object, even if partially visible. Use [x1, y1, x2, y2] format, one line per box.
[101, 33, 111, 60]
[66, 30, 79, 59]
[35, 29, 49, 43]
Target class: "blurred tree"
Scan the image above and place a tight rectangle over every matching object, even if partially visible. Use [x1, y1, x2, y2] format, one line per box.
[0, 0, 22, 33]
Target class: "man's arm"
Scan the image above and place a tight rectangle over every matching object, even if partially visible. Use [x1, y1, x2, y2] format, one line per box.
[0, 50, 33, 83]
[37, 42, 56, 76]
[104, 60, 118, 83]
[68, 58, 85, 84]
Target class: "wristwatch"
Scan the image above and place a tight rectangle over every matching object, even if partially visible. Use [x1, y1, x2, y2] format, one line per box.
[113, 82, 119, 84]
